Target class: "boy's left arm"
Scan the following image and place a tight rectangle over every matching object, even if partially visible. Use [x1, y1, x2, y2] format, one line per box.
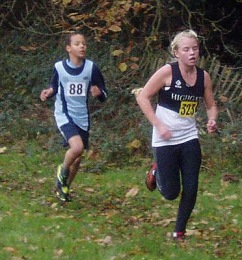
[91, 64, 108, 102]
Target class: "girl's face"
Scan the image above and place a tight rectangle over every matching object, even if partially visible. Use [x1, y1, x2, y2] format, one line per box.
[66, 34, 87, 60]
[174, 37, 199, 66]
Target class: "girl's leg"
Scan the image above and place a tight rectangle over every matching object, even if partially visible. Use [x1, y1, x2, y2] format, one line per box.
[154, 145, 181, 200]
[174, 139, 201, 232]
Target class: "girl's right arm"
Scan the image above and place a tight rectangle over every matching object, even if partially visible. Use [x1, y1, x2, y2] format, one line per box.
[136, 64, 172, 140]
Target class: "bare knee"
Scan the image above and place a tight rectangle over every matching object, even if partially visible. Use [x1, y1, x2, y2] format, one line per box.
[69, 141, 84, 158]
[70, 146, 83, 158]
[68, 136, 84, 158]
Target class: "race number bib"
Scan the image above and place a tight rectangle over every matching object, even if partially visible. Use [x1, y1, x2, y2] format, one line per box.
[66, 82, 86, 96]
[179, 101, 198, 117]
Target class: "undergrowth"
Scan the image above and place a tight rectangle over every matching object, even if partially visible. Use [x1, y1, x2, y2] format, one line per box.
[0, 32, 241, 169]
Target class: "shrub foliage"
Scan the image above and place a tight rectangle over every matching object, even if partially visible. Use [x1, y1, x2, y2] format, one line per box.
[0, 0, 241, 167]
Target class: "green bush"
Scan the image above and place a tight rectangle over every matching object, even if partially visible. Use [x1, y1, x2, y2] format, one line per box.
[0, 32, 241, 169]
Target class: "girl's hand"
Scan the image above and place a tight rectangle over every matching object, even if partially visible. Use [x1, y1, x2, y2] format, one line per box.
[207, 119, 217, 133]
[157, 124, 172, 140]
[90, 85, 101, 97]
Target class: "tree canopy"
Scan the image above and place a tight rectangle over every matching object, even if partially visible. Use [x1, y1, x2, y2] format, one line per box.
[1, 0, 241, 67]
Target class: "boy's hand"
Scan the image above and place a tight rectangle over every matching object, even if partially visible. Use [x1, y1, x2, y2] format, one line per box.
[90, 85, 101, 97]
[40, 88, 53, 101]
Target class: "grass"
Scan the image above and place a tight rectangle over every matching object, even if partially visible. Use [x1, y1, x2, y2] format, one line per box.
[0, 141, 241, 260]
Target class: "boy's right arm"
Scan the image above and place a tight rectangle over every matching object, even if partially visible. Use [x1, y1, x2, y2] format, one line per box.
[40, 69, 59, 102]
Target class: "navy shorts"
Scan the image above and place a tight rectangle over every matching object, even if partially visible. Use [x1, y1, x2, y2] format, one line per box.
[60, 122, 89, 149]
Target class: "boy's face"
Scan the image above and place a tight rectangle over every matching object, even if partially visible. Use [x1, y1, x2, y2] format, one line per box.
[66, 34, 87, 60]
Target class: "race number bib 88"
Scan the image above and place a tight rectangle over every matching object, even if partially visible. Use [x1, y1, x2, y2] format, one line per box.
[66, 82, 86, 96]
[179, 101, 198, 117]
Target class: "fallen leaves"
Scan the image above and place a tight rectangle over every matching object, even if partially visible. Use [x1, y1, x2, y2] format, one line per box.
[223, 195, 238, 200]
[221, 173, 240, 189]
[0, 146, 241, 260]
[126, 139, 142, 150]
[118, 62, 128, 72]
[53, 248, 64, 258]
[109, 25, 122, 32]
[0, 146, 7, 154]
[3, 247, 17, 253]
[155, 217, 176, 227]
[19, 45, 37, 51]
[122, 187, 139, 206]
[125, 187, 139, 198]
[222, 173, 239, 183]
[95, 235, 113, 246]
[61, 0, 72, 6]
[111, 50, 124, 56]
[83, 187, 95, 193]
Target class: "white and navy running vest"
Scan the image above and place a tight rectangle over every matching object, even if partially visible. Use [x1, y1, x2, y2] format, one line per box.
[152, 62, 205, 147]
[54, 59, 93, 131]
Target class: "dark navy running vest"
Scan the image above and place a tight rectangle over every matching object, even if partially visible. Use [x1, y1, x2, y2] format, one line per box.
[158, 62, 204, 117]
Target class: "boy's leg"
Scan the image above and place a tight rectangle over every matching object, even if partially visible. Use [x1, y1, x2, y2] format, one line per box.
[56, 124, 89, 201]
[64, 126, 89, 186]
[62, 135, 84, 174]
[57, 135, 83, 201]
[67, 155, 82, 187]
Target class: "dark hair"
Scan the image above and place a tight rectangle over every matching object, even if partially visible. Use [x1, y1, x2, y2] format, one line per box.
[64, 31, 85, 45]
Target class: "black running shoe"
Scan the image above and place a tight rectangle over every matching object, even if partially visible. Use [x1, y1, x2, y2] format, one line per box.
[56, 181, 71, 202]
[56, 165, 71, 202]
[56, 164, 68, 186]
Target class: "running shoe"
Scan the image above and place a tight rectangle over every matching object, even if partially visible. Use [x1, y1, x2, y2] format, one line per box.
[56, 165, 71, 202]
[145, 162, 157, 191]
[56, 164, 68, 186]
[56, 181, 71, 202]
[173, 231, 186, 240]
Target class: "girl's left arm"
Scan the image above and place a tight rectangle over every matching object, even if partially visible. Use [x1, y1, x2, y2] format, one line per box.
[204, 71, 218, 133]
